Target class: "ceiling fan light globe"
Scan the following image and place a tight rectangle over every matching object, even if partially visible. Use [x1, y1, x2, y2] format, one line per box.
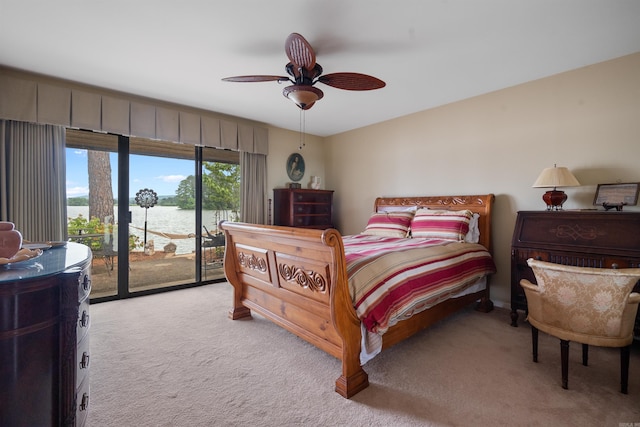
[283, 85, 324, 109]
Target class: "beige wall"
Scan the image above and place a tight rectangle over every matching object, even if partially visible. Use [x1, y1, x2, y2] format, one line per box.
[266, 127, 326, 194]
[317, 52, 640, 308]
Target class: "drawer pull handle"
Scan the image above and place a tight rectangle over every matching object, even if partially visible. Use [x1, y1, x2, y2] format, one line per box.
[82, 275, 91, 291]
[79, 310, 90, 328]
[80, 352, 90, 369]
[80, 393, 89, 411]
[535, 256, 542, 261]
[612, 263, 619, 269]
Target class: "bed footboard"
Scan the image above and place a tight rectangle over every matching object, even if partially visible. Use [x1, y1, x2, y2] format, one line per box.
[219, 221, 369, 398]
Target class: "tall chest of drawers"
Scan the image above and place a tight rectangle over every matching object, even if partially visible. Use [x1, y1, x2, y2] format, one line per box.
[273, 188, 334, 229]
[0, 243, 92, 426]
[510, 210, 640, 338]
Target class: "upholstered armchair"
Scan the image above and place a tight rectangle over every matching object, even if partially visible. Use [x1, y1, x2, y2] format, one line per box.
[520, 259, 640, 393]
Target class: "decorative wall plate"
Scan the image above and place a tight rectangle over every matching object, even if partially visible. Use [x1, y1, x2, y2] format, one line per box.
[286, 153, 305, 182]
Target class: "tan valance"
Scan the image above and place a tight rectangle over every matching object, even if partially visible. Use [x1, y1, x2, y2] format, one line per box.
[0, 67, 268, 154]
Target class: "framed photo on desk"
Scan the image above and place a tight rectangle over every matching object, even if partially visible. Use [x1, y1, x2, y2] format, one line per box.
[593, 182, 640, 210]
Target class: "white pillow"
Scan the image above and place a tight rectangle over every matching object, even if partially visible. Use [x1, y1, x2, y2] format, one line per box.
[377, 205, 418, 213]
[465, 213, 480, 243]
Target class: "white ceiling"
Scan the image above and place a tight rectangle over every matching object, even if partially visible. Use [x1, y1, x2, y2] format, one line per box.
[2, 1, 640, 137]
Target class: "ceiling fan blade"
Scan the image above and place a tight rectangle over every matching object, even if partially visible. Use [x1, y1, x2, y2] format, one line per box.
[285, 33, 316, 75]
[222, 75, 289, 83]
[317, 73, 386, 91]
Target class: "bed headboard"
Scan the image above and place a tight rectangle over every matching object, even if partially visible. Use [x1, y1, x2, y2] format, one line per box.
[373, 194, 495, 253]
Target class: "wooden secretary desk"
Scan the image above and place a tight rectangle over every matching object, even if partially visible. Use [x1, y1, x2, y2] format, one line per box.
[510, 210, 640, 337]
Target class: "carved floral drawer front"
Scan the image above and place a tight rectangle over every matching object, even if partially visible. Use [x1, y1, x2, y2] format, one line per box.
[275, 252, 331, 304]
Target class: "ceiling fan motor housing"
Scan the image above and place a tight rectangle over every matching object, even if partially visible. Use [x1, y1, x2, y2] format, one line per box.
[282, 85, 324, 110]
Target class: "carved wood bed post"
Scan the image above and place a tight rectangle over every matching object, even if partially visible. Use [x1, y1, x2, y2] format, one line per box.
[323, 229, 370, 398]
[221, 221, 252, 320]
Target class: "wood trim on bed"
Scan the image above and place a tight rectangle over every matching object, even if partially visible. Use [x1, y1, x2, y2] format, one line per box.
[219, 194, 495, 398]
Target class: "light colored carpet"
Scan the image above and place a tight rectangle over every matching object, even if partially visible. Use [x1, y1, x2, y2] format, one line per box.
[88, 283, 640, 426]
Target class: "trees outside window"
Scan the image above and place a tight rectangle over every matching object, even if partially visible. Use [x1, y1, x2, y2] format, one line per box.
[176, 162, 240, 215]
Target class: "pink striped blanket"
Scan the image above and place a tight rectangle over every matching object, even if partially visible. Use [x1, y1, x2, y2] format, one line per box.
[343, 234, 496, 362]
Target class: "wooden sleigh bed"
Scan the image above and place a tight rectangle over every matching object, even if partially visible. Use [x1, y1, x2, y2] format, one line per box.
[219, 194, 495, 398]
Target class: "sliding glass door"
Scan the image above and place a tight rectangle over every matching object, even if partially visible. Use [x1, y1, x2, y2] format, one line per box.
[66, 130, 241, 301]
[66, 132, 119, 299]
[127, 151, 197, 293]
[200, 147, 240, 281]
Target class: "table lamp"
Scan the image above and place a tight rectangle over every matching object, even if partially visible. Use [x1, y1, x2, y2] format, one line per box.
[532, 164, 580, 210]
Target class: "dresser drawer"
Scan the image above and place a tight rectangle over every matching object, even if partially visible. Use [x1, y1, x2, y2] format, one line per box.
[0, 281, 58, 332]
[77, 333, 90, 389]
[76, 374, 90, 427]
[77, 299, 90, 343]
[78, 269, 92, 302]
[293, 192, 332, 204]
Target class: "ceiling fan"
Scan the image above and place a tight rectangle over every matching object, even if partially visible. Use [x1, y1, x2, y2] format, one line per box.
[222, 33, 386, 110]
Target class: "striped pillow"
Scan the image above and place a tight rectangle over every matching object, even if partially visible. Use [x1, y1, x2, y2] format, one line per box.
[410, 208, 473, 241]
[362, 211, 414, 238]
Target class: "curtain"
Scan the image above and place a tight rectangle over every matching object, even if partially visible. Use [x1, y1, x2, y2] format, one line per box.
[240, 151, 267, 224]
[1, 70, 268, 153]
[0, 120, 67, 241]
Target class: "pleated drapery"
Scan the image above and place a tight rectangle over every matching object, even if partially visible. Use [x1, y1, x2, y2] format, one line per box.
[240, 151, 267, 224]
[0, 69, 269, 154]
[0, 120, 67, 241]
[0, 67, 272, 229]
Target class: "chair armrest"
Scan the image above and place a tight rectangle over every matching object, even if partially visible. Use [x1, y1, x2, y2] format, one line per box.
[520, 279, 539, 293]
[621, 293, 640, 336]
[520, 279, 543, 322]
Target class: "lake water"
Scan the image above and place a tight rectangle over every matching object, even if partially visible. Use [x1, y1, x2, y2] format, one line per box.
[66, 206, 234, 254]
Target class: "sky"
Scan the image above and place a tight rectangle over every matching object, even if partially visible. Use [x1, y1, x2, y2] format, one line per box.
[66, 148, 195, 198]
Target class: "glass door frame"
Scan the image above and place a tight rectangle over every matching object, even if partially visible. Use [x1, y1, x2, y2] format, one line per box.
[92, 136, 211, 303]
[66, 130, 234, 304]
[115, 134, 130, 299]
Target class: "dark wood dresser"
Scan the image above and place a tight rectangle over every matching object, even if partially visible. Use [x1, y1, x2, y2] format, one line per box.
[0, 242, 92, 426]
[510, 210, 640, 337]
[273, 188, 334, 229]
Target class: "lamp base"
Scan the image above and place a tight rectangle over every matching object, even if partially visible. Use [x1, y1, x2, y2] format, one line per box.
[542, 190, 567, 211]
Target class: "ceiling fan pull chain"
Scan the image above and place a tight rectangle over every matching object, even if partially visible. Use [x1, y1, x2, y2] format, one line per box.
[299, 109, 306, 150]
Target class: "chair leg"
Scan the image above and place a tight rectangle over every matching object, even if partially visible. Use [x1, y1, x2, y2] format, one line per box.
[621, 345, 631, 394]
[560, 340, 570, 390]
[582, 343, 588, 366]
[531, 325, 539, 363]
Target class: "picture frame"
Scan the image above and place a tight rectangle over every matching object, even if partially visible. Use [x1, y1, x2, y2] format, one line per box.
[593, 182, 640, 211]
[286, 153, 305, 182]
